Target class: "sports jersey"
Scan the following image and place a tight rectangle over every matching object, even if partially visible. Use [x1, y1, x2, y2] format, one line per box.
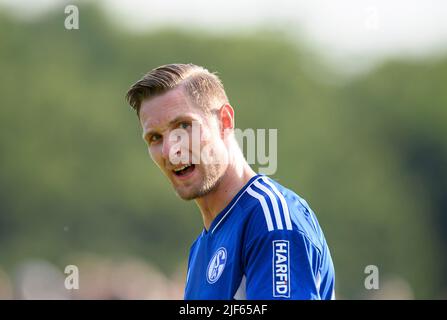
[184, 174, 335, 300]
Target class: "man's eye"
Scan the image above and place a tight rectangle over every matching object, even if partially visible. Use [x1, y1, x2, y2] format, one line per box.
[179, 122, 191, 129]
[149, 134, 161, 143]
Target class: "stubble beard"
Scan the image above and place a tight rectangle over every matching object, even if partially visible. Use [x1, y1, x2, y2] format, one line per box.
[175, 163, 224, 200]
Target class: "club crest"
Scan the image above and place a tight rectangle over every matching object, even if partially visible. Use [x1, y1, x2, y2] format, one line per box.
[207, 247, 227, 284]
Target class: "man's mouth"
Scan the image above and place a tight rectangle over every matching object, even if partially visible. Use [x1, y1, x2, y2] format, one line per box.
[172, 164, 195, 177]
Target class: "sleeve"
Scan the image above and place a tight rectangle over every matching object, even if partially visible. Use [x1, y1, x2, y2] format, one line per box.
[244, 228, 322, 300]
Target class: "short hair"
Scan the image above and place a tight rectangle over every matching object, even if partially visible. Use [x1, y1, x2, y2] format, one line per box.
[125, 63, 228, 116]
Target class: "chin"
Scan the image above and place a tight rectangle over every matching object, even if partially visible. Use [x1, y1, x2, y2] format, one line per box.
[175, 183, 212, 200]
[172, 182, 197, 199]
[176, 189, 199, 201]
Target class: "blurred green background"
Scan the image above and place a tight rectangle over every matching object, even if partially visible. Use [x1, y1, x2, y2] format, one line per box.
[0, 1, 446, 299]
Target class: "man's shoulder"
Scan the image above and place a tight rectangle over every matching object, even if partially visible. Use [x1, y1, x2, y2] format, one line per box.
[240, 175, 325, 251]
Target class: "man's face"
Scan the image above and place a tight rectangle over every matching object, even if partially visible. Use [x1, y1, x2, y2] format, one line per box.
[140, 87, 228, 200]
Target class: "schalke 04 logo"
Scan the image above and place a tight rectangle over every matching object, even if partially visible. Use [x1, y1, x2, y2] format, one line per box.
[207, 247, 227, 284]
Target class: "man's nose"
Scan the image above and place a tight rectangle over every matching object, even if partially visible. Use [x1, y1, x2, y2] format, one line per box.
[161, 136, 181, 162]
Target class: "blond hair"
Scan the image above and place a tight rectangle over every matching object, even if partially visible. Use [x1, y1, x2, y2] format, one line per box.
[126, 63, 228, 116]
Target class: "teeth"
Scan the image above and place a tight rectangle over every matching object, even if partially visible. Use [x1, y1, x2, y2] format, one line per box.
[173, 165, 190, 172]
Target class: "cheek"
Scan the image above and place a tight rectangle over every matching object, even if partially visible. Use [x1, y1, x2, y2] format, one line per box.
[198, 132, 218, 154]
[200, 138, 227, 165]
[200, 123, 221, 144]
[197, 124, 226, 161]
[149, 146, 163, 167]
[199, 120, 217, 141]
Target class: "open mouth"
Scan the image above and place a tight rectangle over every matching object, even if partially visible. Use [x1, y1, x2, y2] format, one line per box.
[172, 164, 195, 177]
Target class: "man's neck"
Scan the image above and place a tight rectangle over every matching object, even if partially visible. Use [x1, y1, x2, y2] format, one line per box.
[195, 161, 256, 231]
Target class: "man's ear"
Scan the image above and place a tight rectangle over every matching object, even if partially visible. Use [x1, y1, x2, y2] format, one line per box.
[219, 104, 234, 138]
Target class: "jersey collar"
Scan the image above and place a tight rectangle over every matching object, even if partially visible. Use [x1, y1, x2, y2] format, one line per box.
[204, 174, 264, 236]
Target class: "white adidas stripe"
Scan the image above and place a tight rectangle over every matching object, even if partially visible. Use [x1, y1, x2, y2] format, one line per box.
[247, 187, 274, 231]
[233, 275, 247, 300]
[261, 177, 293, 230]
[253, 180, 284, 230]
[316, 272, 321, 292]
[211, 176, 262, 234]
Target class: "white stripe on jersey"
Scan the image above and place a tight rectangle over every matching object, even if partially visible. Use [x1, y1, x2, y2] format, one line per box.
[316, 271, 321, 292]
[253, 180, 284, 230]
[233, 275, 247, 300]
[247, 187, 274, 231]
[211, 176, 262, 234]
[261, 177, 293, 230]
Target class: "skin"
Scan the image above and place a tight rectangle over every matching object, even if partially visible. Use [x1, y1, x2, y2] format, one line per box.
[140, 86, 256, 230]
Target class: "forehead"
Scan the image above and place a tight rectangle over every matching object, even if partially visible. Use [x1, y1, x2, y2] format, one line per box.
[139, 87, 203, 130]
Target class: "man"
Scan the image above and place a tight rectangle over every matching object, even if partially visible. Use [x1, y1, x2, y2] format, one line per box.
[126, 63, 335, 299]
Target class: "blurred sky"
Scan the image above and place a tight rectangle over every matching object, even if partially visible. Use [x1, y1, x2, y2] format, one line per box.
[1, 0, 447, 71]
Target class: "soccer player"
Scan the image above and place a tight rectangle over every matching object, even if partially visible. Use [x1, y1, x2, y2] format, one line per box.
[125, 63, 335, 299]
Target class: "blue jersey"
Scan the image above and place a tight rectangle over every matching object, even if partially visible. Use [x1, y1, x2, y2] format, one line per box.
[184, 174, 335, 300]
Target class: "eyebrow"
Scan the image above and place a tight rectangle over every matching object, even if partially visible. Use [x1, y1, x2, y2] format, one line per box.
[142, 115, 197, 141]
